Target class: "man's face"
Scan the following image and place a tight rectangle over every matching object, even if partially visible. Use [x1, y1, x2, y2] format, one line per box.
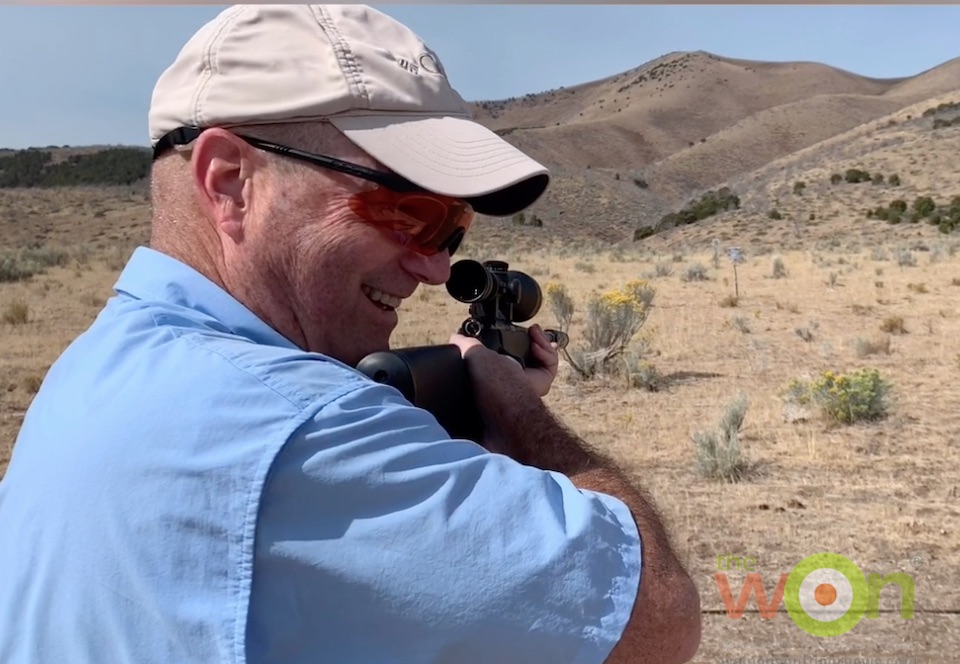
[249, 136, 453, 366]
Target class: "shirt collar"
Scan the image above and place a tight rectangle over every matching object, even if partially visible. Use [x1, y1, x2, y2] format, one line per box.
[113, 246, 300, 351]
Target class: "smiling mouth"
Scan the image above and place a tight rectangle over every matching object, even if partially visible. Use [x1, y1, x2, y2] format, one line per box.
[362, 285, 403, 311]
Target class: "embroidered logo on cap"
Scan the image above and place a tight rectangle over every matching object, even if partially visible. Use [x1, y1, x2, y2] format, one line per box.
[418, 53, 443, 75]
[397, 57, 420, 75]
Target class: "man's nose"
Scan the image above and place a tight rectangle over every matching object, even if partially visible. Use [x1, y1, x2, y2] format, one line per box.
[402, 249, 452, 286]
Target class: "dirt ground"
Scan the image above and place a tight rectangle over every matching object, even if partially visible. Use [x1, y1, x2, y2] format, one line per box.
[3, 233, 958, 662]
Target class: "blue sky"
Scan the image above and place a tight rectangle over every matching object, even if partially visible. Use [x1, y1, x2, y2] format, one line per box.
[2, 4, 959, 150]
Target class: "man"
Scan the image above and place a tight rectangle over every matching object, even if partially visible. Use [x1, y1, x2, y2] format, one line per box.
[0, 5, 700, 663]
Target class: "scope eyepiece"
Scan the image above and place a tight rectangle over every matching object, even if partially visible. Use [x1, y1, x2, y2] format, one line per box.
[446, 260, 498, 303]
[445, 259, 543, 324]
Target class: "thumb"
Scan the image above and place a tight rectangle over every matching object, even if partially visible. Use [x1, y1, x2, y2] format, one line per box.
[448, 333, 485, 358]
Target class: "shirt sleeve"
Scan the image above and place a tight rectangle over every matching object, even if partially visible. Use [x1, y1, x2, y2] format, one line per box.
[246, 381, 641, 664]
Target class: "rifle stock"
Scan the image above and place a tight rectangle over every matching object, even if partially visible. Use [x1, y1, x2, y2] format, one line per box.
[355, 344, 483, 441]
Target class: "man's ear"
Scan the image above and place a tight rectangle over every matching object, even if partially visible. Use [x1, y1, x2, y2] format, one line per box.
[189, 129, 256, 243]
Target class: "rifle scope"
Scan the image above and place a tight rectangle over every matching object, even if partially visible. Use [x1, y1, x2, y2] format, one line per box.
[445, 260, 542, 324]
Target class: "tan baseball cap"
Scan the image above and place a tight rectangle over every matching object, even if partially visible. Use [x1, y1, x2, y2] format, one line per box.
[148, 4, 549, 216]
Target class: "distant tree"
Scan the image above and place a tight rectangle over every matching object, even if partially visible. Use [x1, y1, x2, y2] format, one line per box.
[0, 147, 150, 188]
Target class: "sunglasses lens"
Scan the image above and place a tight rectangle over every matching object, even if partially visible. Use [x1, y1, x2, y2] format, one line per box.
[351, 189, 474, 256]
[395, 196, 448, 227]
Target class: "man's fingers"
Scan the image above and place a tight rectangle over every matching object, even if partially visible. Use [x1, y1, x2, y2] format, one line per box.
[530, 331, 559, 364]
[531, 341, 558, 368]
[531, 324, 561, 352]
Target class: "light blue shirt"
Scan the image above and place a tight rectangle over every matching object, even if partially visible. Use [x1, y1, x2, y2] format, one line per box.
[0, 247, 641, 663]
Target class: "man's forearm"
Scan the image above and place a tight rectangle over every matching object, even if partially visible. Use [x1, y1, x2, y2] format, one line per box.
[481, 397, 599, 475]
[462, 346, 702, 661]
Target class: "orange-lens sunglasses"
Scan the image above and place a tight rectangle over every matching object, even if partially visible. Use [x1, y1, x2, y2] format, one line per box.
[152, 128, 474, 256]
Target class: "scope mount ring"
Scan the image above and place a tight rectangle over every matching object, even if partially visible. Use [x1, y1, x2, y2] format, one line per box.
[461, 318, 483, 337]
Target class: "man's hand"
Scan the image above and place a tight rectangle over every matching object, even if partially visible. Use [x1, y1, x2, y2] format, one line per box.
[448, 324, 559, 398]
[523, 324, 560, 397]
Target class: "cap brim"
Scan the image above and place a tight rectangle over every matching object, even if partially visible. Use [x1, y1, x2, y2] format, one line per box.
[329, 115, 549, 216]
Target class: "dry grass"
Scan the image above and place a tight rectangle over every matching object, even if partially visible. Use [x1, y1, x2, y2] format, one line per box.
[1, 299, 28, 325]
[0, 253, 120, 471]
[431, 242, 960, 660]
[9, 235, 960, 661]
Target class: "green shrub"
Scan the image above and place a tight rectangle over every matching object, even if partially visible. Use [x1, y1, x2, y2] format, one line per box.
[633, 226, 656, 241]
[922, 100, 960, 117]
[913, 196, 936, 217]
[583, 281, 654, 353]
[681, 263, 709, 282]
[845, 168, 871, 183]
[693, 393, 749, 482]
[0, 245, 70, 283]
[0, 254, 41, 282]
[933, 117, 960, 129]
[658, 187, 740, 228]
[782, 368, 891, 424]
[574, 261, 595, 273]
[558, 280, 656, 380]
[544, 282, 574, 332]
[622, 352, 662, 392]
[771, 256, 787, 278]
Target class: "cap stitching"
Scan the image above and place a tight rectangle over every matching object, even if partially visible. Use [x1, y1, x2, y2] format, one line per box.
[193, 5, 247, 128]
[311, 5, 370, 110]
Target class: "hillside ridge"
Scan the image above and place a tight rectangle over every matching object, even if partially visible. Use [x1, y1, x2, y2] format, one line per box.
[2, 49, 960, 250]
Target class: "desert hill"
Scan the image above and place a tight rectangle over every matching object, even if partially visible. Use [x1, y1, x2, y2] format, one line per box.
[632, 89, 960, 255]
[882, 54, 960, 100]
[468, 51, 906, 167]
[2, 50, 960, 253]
[462, 50, 960, 245]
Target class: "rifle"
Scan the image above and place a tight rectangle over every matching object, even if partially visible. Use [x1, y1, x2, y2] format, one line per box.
[356, 259, 568, 440]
